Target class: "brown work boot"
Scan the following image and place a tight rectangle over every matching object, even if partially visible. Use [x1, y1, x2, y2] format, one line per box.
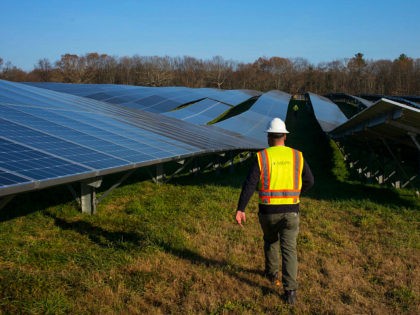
[266, 272, 281, 287]
[284, 290, 297, 305]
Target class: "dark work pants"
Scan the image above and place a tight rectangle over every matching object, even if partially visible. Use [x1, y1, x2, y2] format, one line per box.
[258, 212, 299, 291]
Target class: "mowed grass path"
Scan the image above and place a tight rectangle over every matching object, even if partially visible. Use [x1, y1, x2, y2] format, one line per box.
[0, 104, 419, 314]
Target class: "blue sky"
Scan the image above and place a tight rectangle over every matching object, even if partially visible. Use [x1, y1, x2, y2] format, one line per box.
[1, 0, 419, 70]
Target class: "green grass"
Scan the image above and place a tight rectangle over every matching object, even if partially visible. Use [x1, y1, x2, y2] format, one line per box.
[0, 102, 419, 314]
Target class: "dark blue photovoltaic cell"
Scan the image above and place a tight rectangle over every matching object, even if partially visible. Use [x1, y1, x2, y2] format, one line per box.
[0, 170, 31, 186]
[0, 94, 18, 103]
[0, 118, 129, 169]
[0, 138, 90, 183]
[163, 98, 231, 124]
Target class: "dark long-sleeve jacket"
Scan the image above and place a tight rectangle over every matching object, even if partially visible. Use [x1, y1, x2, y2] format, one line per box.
[237, 154, 314, 214]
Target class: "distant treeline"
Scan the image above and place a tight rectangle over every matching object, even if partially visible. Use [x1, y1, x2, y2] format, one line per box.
[0, 52, 419, 95]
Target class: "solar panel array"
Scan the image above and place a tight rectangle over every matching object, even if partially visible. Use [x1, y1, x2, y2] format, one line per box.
[0, 80, 260, 197]
[25, 82, 261, 112]
[2, 79, 418, 200]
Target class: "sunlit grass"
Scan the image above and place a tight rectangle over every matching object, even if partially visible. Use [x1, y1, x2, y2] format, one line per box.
[0, 103, 419, 314]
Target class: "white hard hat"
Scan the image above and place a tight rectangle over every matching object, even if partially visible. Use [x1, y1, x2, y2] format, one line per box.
[266, 117, 289, 133]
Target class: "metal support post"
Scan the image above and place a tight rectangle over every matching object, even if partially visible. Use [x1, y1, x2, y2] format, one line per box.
[215, 153, 226, 175]
[80, 177, 102, 215]
[384, 170, 396, 183]
[226, 152, 235, 173]
[189, 158, 200, 175]
[408, 133, 420, 151]
[153, 164, 164, 184]
[382, 138, 414, 190]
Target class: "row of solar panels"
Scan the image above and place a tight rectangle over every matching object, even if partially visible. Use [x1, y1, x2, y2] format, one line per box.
[358, 94, 420, 109]
[0, 80, 291, 197]
[26, 82, 261, 113]
[1, 79, 418, 199]
[308, 92, 420, 149]
[22, 83, 293, 145]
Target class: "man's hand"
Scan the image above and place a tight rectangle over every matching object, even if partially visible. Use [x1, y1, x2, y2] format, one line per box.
[235, 210, 246, 227]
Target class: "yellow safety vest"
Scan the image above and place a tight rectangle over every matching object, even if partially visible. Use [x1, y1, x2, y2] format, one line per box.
[257, 146, 304, 205]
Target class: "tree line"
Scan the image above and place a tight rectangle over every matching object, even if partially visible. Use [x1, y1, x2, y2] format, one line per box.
[0, 52, 419, 95]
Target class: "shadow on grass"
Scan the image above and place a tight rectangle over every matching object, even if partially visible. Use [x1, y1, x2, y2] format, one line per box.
[159, 245, 282, 298]
[0, 186, 76, 222]
[45, 213, 141, 250]
[46, 211, 281, 298]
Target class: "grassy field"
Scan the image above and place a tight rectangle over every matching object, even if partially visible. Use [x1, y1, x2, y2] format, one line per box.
[0, 103, 419, 314]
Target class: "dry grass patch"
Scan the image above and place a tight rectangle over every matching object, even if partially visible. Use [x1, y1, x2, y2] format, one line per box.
[1, 165, 419, 314]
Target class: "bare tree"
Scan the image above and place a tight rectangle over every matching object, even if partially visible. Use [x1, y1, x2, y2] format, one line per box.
[205, 56, 234, 89]
[0, 61, 27, 81]
[33, 58, 53, 82]
[55, 54, 85, 83]
[140, 56, 174, 87]
[97, 54, 117, 84]
[392, 54, 414, 95]
[234, 62, 260, 90]
[173, 56, 205, 87]
[115, 56, 134, 85]
[367, 60, 392, 94]
[347, 53, 367, 93]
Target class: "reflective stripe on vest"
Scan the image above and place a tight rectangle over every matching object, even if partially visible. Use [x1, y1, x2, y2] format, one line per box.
[257, 147, 303, 205]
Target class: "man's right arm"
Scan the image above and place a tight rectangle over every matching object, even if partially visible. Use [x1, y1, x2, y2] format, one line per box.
[237, 158, 260, 211]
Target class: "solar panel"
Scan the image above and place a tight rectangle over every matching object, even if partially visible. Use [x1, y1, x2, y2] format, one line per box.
[351, 95, 373, 108]
[214, 90, 291, 145]
[358, 95, 420, 109]
[163, 98, 232, 124]
[0, 80, 261, 198]
[307, 92, 348, 132]
[330, 98, 420, 148]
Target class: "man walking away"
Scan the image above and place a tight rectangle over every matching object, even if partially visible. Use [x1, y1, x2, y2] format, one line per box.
[235, 117, 314, 305]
